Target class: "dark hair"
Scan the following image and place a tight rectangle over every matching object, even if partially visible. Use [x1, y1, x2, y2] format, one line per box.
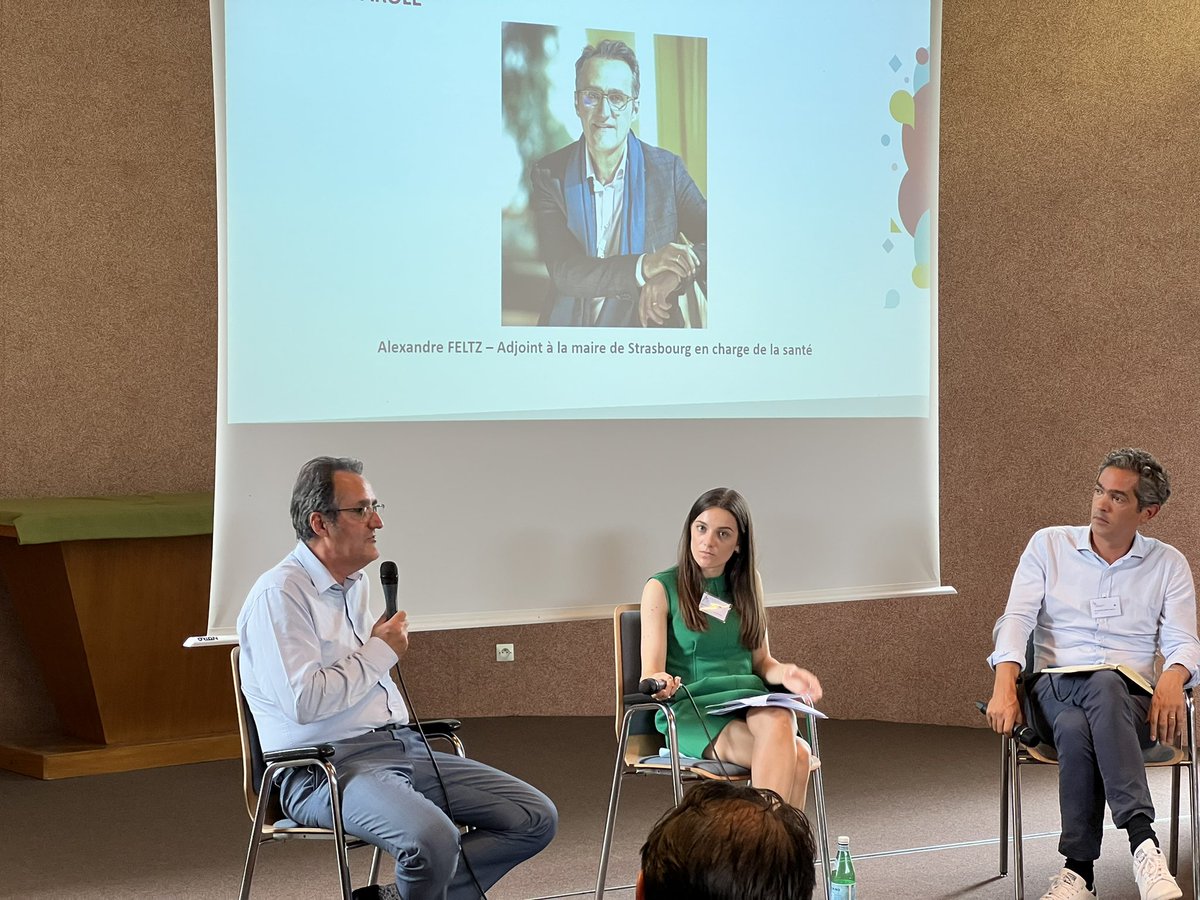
[1098, 448, 1171, 509]
[675, 488, 765, 650]
[575, 39, 640, 99]
[290, 456, 364, 542]
[640, 782, 817, 900]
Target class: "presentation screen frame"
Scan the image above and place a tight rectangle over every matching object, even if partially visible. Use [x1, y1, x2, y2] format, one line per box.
[205, 0, 945, 637]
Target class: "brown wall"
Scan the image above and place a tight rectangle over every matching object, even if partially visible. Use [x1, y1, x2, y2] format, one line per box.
[1, 2, 1198, 741]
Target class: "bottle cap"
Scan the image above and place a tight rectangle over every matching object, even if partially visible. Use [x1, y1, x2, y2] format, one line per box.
[837, 836, 849, 844]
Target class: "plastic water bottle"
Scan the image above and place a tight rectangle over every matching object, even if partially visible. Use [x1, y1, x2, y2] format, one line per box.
[830, 835, 856, 899]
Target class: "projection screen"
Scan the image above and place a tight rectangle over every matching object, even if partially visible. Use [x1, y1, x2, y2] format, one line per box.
[203, 0, 946, 638]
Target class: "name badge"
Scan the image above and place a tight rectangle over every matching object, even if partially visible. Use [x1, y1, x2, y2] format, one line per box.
[1090, 595, 1121, 618]
[699, 592, 731, 622]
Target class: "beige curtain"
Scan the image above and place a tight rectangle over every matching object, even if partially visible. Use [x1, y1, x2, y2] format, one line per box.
[654, 35, 707, 196]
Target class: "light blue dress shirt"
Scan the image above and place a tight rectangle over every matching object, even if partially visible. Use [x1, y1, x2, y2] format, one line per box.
[237, 541, 408, 752]
[989, 526, 1200, 687]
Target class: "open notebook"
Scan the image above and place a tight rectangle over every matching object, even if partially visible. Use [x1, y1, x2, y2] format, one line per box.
[1039, 663, 1154, 696]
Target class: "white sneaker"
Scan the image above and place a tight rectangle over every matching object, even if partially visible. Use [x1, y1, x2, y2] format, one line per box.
[1039, 868, 1097, 900]
[1132, 839, 1182, 900]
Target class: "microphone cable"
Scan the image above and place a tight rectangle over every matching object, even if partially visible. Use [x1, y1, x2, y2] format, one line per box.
[675, 684, 738, 780]
[645, 680, 736, 780]
[391, 661, 489, 900]
[654, 682, 817, 785]
[377, 560, 487, 897]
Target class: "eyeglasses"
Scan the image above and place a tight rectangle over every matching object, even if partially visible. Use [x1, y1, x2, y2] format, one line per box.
[332, 502, 385, 520]
[576, 89, 636, 112]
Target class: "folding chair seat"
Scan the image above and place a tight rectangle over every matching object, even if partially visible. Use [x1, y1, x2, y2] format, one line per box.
[231, 646, 466, 899]
[594, 603, 834, 899]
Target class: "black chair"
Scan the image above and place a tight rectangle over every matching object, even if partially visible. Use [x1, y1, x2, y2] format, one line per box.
[995, 656, 1198, 900]
[231, 646, 466, 899]
[594, 603, 833, 899]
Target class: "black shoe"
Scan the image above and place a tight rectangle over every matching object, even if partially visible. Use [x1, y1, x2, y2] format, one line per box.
[351, 885, 401, 900]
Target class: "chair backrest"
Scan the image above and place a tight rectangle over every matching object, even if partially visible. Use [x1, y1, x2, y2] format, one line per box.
[230, 646, 284, 823]
[612, 604, 665, 762]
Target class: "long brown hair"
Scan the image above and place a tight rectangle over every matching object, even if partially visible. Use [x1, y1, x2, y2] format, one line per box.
[675, 488, 766, 650]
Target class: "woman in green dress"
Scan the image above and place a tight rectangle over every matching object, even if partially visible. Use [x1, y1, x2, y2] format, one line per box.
[640, 487, 822, 809]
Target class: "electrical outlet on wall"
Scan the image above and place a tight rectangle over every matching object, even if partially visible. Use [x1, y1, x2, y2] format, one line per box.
[496, 643, 515, 662]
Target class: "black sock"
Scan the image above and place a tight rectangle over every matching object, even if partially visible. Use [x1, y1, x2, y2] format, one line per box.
[1126, 812, 1157, 854]
[1065, 858, 1094, 891]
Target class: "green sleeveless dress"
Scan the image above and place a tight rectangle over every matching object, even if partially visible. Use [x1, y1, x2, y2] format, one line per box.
[652, 567, 766, 758]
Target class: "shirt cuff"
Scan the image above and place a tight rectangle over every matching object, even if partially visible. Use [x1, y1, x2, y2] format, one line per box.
[636, 253, 647, 287]
[987, 648, 1026, 671]
[362, 635, 400, 672]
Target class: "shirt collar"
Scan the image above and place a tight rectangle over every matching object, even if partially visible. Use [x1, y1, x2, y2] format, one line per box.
[1128, 531, 1149, 559]
[292, 540, 365, 594]
[1075, 526, 1149, 561]
[585, 139, 628, 191]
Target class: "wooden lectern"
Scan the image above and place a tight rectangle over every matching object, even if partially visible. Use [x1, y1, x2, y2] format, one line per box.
[0, 494, 238, 778]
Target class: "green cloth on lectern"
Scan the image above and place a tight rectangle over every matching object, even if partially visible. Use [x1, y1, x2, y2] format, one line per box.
[0, 493, 214, 544]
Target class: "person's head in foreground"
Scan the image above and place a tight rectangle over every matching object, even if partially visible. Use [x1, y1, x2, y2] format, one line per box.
[637, 781, 817, 900]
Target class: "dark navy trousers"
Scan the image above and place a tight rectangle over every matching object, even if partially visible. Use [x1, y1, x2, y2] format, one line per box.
[1030, 670, 1154, 860]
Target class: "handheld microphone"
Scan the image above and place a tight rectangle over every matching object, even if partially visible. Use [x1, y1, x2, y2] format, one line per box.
[975, 700, 1039, 747]
[380, 560, 399, 619]
[639, 678, 667, 695]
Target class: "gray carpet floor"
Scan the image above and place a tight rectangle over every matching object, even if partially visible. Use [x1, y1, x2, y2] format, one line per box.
[0, 718, 1192, 899]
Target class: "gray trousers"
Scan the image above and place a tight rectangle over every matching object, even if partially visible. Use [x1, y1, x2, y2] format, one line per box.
[1030, 671, 1154, 860]
[279, 727, 557, 899]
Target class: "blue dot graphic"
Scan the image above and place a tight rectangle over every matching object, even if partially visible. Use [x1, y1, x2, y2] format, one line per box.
[881, 134, 891, 146]
[885, 290, 901, 309]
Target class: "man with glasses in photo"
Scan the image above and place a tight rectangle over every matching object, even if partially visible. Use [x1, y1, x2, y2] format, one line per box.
[531, 38, 707, 327]
[237, 456, 557, 900]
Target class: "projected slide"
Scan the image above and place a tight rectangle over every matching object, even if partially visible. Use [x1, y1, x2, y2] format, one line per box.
[224, 1, 934, 423]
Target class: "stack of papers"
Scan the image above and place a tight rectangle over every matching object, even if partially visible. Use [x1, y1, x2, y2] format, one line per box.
[705, 693, 826, 718]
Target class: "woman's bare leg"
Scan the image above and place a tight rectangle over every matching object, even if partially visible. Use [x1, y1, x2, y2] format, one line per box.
[710, 708, 811, 808]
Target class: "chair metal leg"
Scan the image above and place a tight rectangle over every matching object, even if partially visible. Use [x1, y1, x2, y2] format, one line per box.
[1191, 761, 1198, 900]
[1169, 765, 1180, 875]
[1010, 740, 1024, 900]
[240, 766, 284, 900]
[664, 709, 684, 806]
[1000, 736, 1011, 877]
[367, 846, 383, 886]
[595, 709, 638, 900]
[1188, 696, 1198, 900]
[324, 762, 355, 900]
[805, 715, 833, 900]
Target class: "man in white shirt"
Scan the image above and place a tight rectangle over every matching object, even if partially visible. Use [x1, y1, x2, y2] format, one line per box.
[986, 448, 1198, 900]
[237, 457, 557, 900]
